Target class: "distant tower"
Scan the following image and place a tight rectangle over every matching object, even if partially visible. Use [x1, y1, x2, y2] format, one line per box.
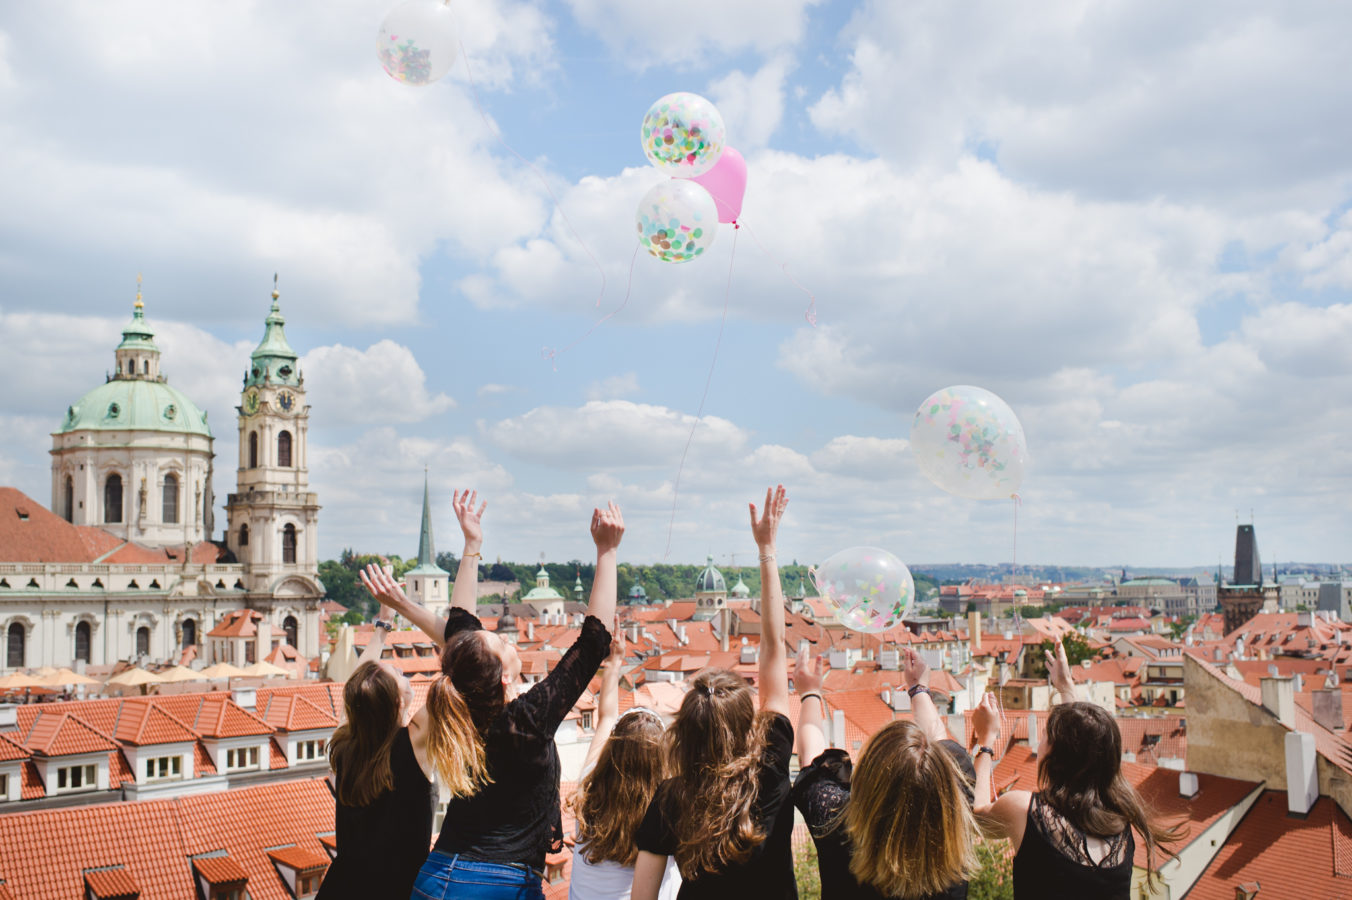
[573, 571, 584, 602]
[522, 566, 565, 619]
[1219, 523, 1277, 636]
[1233, 524, 1262, 586]
[405, 474, 450, 618]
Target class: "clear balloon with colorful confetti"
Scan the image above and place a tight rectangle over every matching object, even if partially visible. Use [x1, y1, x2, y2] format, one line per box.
[377, 0, 458, 86]
[812, 547, 915, 634]
[910, 385, 1028, 500]
[636, 179, 718, 263]
[640, 92, 726, 177]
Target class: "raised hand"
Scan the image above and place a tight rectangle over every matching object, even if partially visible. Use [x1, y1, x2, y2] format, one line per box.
[591, 502, 625, 553]
[604, 620, 627, 672]
[452, 489, 486, 550]
[360, 563, 412, 614]
[974, 693, 1001, 748]
[749, 484, 789, 551]
[902, 647, 930, 690]
[794, 645, 826, 694]
[1045, 638, 1076, 696]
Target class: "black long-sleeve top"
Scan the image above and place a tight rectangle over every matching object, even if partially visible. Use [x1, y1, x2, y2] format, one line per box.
[433, 608, 612, 870]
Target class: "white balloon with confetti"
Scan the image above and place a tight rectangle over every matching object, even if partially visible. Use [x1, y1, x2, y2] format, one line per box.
[812, 547, 915, 634]
[910, 385, 1028, 500]
[377, 0, 458, 86]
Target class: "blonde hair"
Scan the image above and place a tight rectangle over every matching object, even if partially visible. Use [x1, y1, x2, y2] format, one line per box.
[572, 710, 667, 866]
[424, 629, 502, 798]
[843, 721, 978, 898]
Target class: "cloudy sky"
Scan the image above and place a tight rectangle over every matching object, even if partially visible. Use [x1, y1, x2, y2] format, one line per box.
[1, 1, 1349, 570]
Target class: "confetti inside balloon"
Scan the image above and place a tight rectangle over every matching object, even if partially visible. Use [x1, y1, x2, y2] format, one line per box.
[640, 93, 726, 177]
[812, 547, 915, 634]
[377, 0, 458, 86]
[636, 179, 718, 263]
[910, 385, 1028, 500]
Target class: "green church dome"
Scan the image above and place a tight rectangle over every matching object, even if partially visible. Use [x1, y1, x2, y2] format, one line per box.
[59, 379, 211, 437]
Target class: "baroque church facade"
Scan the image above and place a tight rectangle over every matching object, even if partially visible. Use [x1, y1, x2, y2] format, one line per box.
[1, 283, 323, 673]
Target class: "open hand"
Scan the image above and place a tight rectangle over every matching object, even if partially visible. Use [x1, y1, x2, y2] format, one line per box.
[974, 693, 1001, 748]
[1045, 639, 1075, 694]
[591, 502, 625, 553]
[794, 644, 826, 694]
[604, 621, 627, 671]
[902, 647, 930, 690]
[360, 563, 412, 613]
[453, 489, 486, 549]
[749, 485, 789, 551]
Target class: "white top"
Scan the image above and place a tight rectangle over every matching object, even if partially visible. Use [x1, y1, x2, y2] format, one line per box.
[569, 842, 681, 900]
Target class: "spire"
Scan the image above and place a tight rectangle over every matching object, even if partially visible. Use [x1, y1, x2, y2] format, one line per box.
[117, 273, 158, 351]
[247, 274, 300, 387]
[416, 470, 436, 568]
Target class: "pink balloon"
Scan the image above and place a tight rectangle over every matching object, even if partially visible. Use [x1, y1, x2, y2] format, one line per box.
[688, 147, 746, 224]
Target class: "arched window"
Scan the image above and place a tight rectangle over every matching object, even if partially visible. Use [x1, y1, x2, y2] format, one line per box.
[104, 474, 123, 524]
[75, 621, 91, 663]
[239, 524, 249, 547]
[278, 430, 293, 467]
[142, 360, 148, 374]
[127, 360, 134, 374]
[162, 473, 179, 524]
[282, 524, 297, 564]
[64, 476, 74, 523]
[6, 623, 24, 669]
[248, 432, 258, 468]
[136, 626, 150, 658]
[181, 618, 197, 648]
[283, 615, 298, 648]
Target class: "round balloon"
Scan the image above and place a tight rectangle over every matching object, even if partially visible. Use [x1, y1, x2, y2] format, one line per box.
[812, 547, 915, 634]
[910, 385, 1028, 500]
[377, 0, 458, 86]
[640, 93, 726, 177]
[635, 180, 717, 263]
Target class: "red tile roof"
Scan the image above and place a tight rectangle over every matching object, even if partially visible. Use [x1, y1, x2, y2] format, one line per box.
[266, 846, 329, 872]
[1127, 765, 1260, 869]
[192, 855, 249, 885]
[260, 694, 337, 732]
[207, 609, 264, 639]
[194, 695, 274, 740]
[112, 699, 199, 746]
[0, 732, 28, 762]
[83, 867, 141, 899]
[0, 487, 100, 562]
[22, 712, 119, 757]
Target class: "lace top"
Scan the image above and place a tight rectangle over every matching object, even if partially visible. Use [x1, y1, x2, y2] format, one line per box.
[1012, 793, 1133, 900]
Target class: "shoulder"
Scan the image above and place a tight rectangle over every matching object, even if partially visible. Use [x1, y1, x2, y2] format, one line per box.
[765, 712, 794, 748]
[792, 749, 852, 828]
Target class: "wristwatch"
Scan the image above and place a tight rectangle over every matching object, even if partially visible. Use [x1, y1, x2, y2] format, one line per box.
[906, 684, 931, 698]
[974, 745, 996, 759]
[373, 619, 394, 631]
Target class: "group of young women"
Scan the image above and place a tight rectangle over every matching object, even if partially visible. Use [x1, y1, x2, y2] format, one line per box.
[318, 485, 1178, 900]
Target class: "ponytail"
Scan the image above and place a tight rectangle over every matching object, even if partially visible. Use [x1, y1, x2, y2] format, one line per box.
[425, 676, 491, 798]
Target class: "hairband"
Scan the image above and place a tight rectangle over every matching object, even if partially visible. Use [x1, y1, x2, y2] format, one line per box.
[620, 705, 664, 723]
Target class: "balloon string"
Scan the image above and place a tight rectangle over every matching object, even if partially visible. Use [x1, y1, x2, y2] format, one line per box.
[455, 38, 608, 310]
[541, 245, 641, 370]
[664, 225, 739, 558]
[735, 217, 818, 326]
[1011, 492, 1021, 576]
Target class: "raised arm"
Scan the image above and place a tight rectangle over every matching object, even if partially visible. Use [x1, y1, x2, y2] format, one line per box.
[360, 563, 445, 647]
[1046, 638, 1080, 704]
[581, 623, 626, 773]
[751, 485, 790, 717]
[587, 502, 624, 626]
[971, 693, 1029, 848]
[794, 644, 828, 765]
[356, 603, 392, 665]
[448, 489, 485, 616]
[902, 647, 948, 744]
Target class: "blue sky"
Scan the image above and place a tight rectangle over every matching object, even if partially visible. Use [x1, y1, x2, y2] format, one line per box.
[1, 0, 1350, 569]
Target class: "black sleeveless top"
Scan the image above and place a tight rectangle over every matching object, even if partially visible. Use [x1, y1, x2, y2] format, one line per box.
[1012, 793, 1134, 900]
[318, 727, 435, 900]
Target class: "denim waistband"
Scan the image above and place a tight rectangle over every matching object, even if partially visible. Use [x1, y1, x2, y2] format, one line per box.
[425, 850, 544, 882]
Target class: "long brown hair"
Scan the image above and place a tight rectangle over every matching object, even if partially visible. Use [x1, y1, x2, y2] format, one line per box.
[328, 661, 401, 807]
[666, 669, 773, 879]
[425, 629, 505, 798]
[573, 711, 667, 866]
[842, 721, 978, 898]
[1038, 702, 1182, 887]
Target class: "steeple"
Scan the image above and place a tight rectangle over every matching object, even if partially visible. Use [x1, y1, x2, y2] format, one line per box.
[416, 471, 436, 569]
[246, 274, 300, 387]
[114, 273, 162, 381]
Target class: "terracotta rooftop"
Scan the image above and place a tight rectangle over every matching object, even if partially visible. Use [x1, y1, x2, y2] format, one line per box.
[0, 732, 29, 762]
[259, 693, 337, 732]
[112, 699, 199, 746]
[267, 845, 329, 872]
[0, 487, 101, 562]
[82, 867, 140, 899]
[207, 609, 264, 639]
[192, 855, 249, 885]
[22, 712, 118, 757]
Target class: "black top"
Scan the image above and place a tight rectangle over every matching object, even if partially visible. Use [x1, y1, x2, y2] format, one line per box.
[791, 741, 974, 900]
[1011, 793, 1134, 900]
[636, 713, 797, 900]
[434, 607, 612, 870]
[318, 726, 435, 900]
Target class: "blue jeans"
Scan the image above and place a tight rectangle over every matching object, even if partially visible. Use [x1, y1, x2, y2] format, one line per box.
[412, 851, 546, 900]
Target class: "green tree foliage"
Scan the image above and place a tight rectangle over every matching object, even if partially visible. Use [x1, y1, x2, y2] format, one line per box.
[1168, 613, 1197, 641]
[968, 840, 1015, 900]
[792, 837, 821, 900]
[1034, 632, 1097, 675]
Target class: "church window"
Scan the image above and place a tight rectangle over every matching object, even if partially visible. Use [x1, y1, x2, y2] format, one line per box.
[142, 360, 149, 374]
[64, 476, 73, 523]
[278, 430, 293, 467]
[162, 473, 179, 524]
[239, 524, 249, 547]
[283, 524, 297, 564]
[283, 615, 298, 648]
[127, 360, 134, 375]
[104, 474, 123, 523]
[182, 618, 197, 648]
[7, 623, 24, 669]
[136, 626, 150, 658]
[75, 621, 91, 663]
[248, 432, 258, 469]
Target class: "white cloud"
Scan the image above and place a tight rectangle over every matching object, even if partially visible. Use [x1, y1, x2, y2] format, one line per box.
[477, 383, 522, 399]
[586, 372, 639, 401]
[708, 55, 794, 150]
[301, 340, 455, 426]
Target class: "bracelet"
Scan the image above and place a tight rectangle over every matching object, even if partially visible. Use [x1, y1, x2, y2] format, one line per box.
[906, 684, 930, 698]
[462, 551, 481, 560]
[759, 552, 776, 562]
[373, 619, 394, 631]
[975, 745, 996, 759]
[799, 691, 826, 709]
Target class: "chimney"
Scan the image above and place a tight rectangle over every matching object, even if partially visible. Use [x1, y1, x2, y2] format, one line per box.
[880, 648, 900, 671]
[1260, 676, 1295, 729]
[1312, 689, 1343, 732]
[527, 621, 535, 641]
[968, 611, 982, 653]
[1284, 731, 1317, 816]
[829, 649, 848, 670]
[1027, 713, 1040, 754]
[628, 622, 641, 644]
[1179, 771, 1200, 799]
[1293, 672, 1303, 693]
[0, 705, 16, 731]
[231, 687, 257, 710]
[831, 709, 846, 749]
[719, 608, 730, 653]
[1234, 884, 1260, 900]
[256, 620, 272, 661]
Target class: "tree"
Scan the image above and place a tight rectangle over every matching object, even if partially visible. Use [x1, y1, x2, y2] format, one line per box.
[1035, 632, 1096, 673]
[1168, 614, 1197, 641]
[967, 840, 1014, 900]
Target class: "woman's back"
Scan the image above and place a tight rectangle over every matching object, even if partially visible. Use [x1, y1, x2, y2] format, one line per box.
[319, 727, 435, 900]
[1012, 793, 1133, 900]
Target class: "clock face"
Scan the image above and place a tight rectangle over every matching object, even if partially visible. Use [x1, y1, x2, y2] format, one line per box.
[243, 390, 259, 415]
[279, 392, 295, 412]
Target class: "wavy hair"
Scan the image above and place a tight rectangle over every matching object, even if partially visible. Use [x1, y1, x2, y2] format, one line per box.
[572, 710, 667, 866]
[842, 720, 978, 898]
[665, 668, 773, 879]
[328, 661, 401, 807]
[1038, 702, 1182, 888]
[425, 629, 504, 798]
